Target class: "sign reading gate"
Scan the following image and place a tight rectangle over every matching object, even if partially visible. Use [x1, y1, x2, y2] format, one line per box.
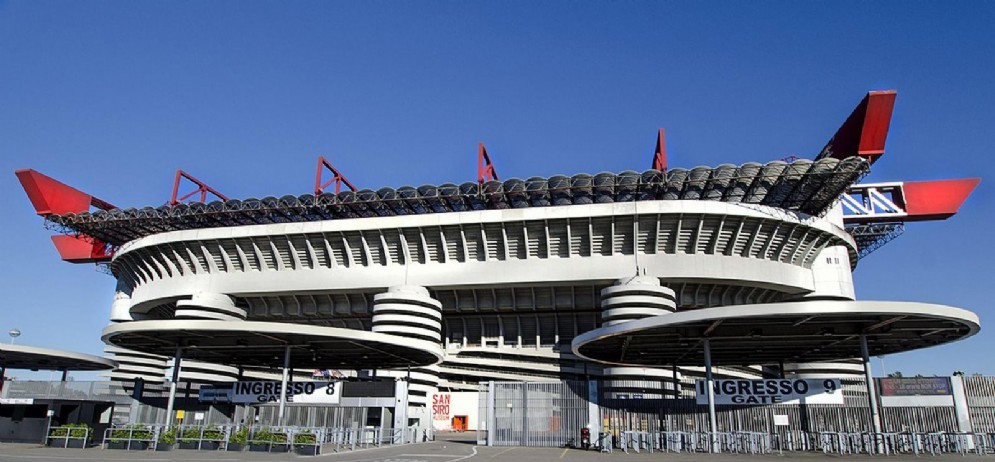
[228, 381, 341, 404]
[695, 379, 843, 405]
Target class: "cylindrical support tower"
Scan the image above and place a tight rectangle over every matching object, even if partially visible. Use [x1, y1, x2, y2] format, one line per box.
[175, 293, 246, 320]
[600, 276, 677, 327]
[599, 276, 681, 395]
[102, 345, 168, 382]
[373, 286, 443, 407]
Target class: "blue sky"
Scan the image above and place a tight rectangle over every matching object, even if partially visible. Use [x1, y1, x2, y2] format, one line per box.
[1, 1, 992, 379]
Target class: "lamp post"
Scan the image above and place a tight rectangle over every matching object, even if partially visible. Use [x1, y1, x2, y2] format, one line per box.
[8, 329, 20, 344]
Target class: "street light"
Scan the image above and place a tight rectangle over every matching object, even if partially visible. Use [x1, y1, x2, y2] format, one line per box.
[8, 329, 20, 344]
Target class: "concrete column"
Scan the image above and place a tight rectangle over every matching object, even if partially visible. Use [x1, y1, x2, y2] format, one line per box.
[164, 347, 182, 426]
[704, 339, 718, 453]
[277, 345, 291, 426]
[951, 374, 974, 448]
[860, 335, 883, 450]
[392, 379, 409, 443]
[60, 370, 68, 382]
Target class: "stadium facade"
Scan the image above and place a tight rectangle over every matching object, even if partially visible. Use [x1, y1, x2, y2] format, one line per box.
[15, 90, 982, 436]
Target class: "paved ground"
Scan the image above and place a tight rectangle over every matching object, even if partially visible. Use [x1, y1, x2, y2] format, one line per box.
[0, 433, 989, 462]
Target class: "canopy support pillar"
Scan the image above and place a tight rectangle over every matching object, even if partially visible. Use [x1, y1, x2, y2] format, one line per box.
[164, 347, 182, 426]
[704, 338, 719, 453]
[277, 344, 291, 426]
[860, 334, 883, 452]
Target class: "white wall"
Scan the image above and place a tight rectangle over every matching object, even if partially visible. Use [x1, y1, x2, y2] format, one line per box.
[431, 391, 479, 431]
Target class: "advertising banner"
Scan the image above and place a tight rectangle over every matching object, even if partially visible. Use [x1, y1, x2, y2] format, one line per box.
[695, 379, 843, 405]
[878, 377, 952, 396]
[217, 381, 340, 404]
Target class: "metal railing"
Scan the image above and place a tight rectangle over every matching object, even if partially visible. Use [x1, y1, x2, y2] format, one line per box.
[46, 426, 92, 448]
[647, 430, 990, 455]
[102, 425, 157, 450]
[174, 425, 231, 450]
[93, 423, 425, 454]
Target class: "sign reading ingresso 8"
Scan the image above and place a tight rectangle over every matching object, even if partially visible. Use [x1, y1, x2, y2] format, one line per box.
[205, 381, 341, 404]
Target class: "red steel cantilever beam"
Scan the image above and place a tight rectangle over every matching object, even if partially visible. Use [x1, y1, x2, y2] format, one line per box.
[817, 90, 897, 165]
[15, 169, 116, 215]
[652, 129, 668, 171]
[902, 178, 981, 221]
[477, 143, 499, 184]
[314, 156, 358, 195]
[14, 169, 117, 263]
[842, 178, 981, 224]
[170, 170, 228, 205]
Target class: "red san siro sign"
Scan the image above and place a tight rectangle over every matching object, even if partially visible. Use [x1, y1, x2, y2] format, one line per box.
[432, 394, 451, 421]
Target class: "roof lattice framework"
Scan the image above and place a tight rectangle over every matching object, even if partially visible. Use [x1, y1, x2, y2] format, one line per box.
[47, 157, 868, 247]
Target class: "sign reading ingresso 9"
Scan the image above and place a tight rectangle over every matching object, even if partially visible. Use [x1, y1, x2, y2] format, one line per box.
[696, 379, 843, 405]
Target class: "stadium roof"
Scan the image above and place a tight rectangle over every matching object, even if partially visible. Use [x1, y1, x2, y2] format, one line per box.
[47, 156, 868, 247]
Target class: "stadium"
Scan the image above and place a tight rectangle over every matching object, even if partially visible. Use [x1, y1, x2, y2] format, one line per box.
[7, 90, 987, 451]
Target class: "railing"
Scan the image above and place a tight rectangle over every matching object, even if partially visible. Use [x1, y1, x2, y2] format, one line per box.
[174, 425, 231, 450]
[91, 423, 426, 453]
[46, 426, 92, 448]
[647, 430, 989, 455]
[102, 425, 157, 450]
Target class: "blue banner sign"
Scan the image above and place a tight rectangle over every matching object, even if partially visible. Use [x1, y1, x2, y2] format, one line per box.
[878, 377, 951, 396]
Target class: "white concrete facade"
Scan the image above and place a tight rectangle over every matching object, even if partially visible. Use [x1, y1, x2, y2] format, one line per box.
[100, 199, 866, 400]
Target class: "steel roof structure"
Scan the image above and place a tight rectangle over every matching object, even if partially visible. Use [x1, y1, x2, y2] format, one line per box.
[44, 157, 867, 248]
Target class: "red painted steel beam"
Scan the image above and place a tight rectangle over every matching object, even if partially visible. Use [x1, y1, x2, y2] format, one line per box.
[51, 235, 113, 263]
[652, 129, 668, 171]
[314, 156, 358, 195]
[817, 90, 897, 164]
[14, 169, 115, 263]
[170, 170, 228, 205]
[902, 178, 981, 221]
[477, 143, 499, 184]
[15, 169, 115, 216]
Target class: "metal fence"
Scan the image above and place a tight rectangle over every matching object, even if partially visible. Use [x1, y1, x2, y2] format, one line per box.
[479, 381, 590, 447]
[478, 377, 995, 451]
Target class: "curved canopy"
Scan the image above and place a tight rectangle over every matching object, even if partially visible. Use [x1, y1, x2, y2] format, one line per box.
[0, 344, 117, 371]
[572, 301, 980, 367]
[102, 320, 442, 369]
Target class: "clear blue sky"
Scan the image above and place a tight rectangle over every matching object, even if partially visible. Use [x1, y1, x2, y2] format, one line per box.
[1, 1, 992, 379]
